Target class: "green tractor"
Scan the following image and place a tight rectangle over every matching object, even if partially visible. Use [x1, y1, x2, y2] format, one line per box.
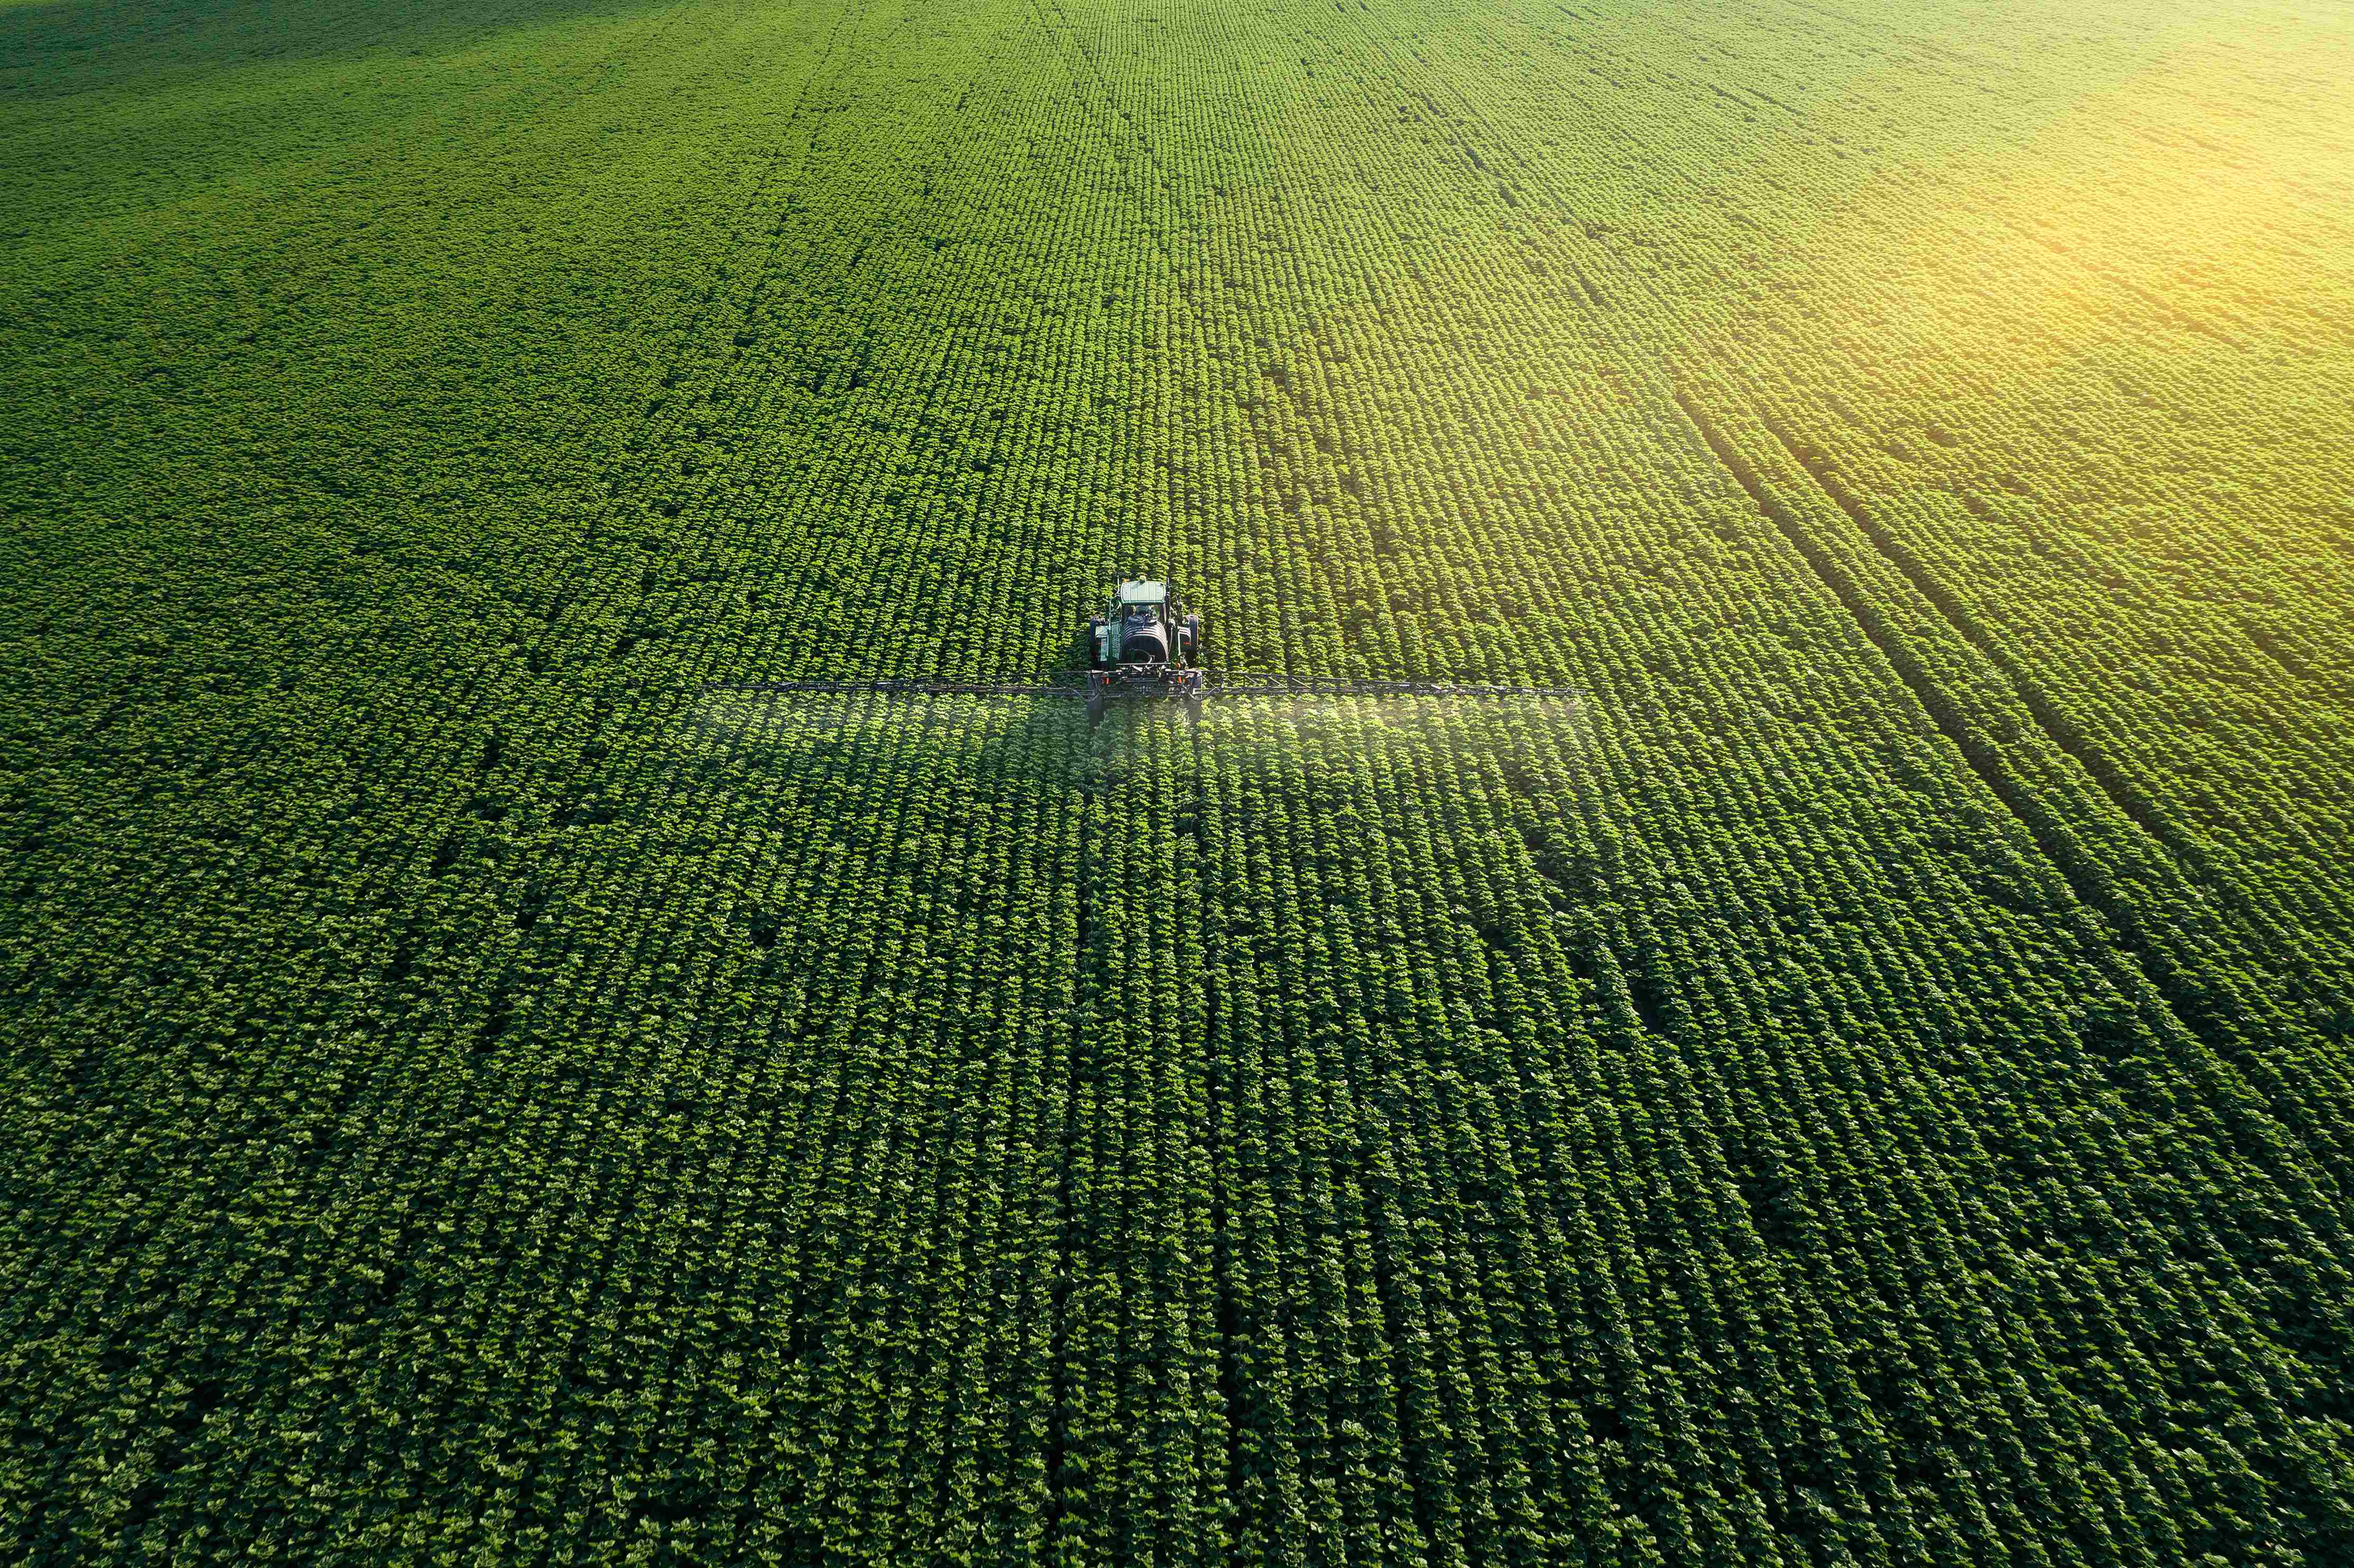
[1086, 579, 1203, 722]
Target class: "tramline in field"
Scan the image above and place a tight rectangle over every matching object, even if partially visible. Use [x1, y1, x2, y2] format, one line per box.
[717, 577, 1582, 723]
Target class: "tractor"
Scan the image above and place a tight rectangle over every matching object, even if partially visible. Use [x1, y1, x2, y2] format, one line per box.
[1086, 579, 1204, 723]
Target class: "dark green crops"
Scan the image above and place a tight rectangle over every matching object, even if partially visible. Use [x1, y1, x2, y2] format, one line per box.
[4, 0, 2352, 1560]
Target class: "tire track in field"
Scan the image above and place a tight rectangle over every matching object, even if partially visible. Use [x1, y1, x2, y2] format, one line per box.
[1269, 0, 2354, 1192]
[1407, 3, 2354, 975]
[1669, 385, 2354, 1216]
[1746, 406, 2351, 1013]
[1671, 385, 2118, 921]
[1012, 6, 1259, 1529]
[1023, 0, 1418, 687]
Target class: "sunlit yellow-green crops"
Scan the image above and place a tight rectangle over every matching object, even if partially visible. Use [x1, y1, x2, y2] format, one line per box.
[4, 0, 2352, 1561]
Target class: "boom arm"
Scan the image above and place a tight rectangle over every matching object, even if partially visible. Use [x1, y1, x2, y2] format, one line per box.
[712, 673, 1579, 701]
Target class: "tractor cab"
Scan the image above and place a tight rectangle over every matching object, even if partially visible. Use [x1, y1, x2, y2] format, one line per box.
[1090, 579, 1197, 668]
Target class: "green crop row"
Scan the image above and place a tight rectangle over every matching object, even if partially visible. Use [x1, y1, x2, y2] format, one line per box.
[3, 0, 2350, 1561]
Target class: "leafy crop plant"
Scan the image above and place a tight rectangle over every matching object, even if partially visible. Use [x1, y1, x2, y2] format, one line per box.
[4, 0, 2351, 1562]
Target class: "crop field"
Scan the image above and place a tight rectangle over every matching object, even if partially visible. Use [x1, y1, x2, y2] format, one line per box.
[5, 0, 2353, 1561]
